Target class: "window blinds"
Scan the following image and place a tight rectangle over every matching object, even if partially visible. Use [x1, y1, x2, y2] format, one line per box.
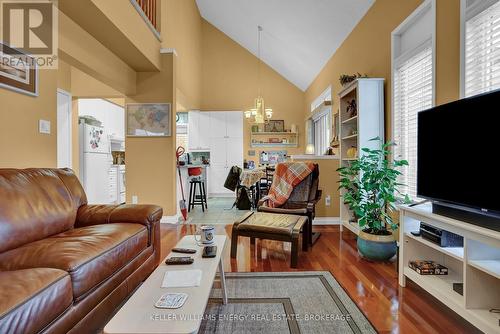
[313, 113, 330, 155]
[393, 46, 433, 200]
[465, 0, 500, 97]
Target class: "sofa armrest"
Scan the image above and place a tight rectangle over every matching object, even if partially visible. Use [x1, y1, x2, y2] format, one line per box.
[76, 204, 163, 228]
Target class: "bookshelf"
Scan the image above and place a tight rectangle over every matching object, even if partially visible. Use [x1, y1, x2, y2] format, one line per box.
[338, 78, 385, 235]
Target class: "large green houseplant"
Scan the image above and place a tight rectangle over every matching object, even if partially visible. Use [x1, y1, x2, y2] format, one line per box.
[337, 138, 409, 261]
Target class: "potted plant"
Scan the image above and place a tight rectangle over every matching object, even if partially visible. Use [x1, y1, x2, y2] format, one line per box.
[337, 138, 409, 261]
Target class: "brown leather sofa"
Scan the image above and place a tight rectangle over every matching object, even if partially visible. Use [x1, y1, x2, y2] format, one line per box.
[0, 168, 162, 334]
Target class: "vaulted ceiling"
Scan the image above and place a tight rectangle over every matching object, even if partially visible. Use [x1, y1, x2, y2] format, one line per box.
[196, 0, 375, 91]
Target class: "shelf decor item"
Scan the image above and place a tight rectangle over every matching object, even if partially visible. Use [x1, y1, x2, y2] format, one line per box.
[337, 138, 410, 261]
[264, 120, 285, 133]
[339, 72, 367, 86]
[0, 42, 38, 96]
[346, 146, 357, 159]
[126, 103, 171, 137]
[347, 99, 357, 118]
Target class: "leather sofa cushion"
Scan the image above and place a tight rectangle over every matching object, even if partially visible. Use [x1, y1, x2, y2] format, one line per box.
[0, 168, 87, 253]
[0, 223, 148, 300]
[0, 268, 73, 334]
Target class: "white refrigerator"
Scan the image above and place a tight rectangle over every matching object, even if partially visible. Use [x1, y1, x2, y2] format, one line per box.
[79, 123, 114, 204]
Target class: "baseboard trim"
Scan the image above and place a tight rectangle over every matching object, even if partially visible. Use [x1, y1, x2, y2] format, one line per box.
[161, 214, 180, 224]
[312, 217, 340, 225]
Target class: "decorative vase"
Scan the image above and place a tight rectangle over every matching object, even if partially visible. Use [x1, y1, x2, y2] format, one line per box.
[346, 146, 357, 158]
[357, 230, 397, 261]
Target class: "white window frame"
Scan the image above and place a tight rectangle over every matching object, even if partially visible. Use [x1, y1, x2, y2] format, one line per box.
[310, 86, 332, 112]
[391, 0, 436, 200]
[460, 0, 500, 97]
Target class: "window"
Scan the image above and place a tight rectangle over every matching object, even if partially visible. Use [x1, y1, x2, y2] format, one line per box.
[176, 112, 188, 149]
[392, 0, 435, 200]
[463, 0, 500, 97]
[393, 47, 433, 200]
[312, 112, 331, 155]
[308, 86, 332, 155]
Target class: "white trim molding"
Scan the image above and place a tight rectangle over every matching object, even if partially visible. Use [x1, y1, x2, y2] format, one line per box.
[313, 217, 340, 225]
[161, 214, 180, 224]
[160, 48, 178, 56]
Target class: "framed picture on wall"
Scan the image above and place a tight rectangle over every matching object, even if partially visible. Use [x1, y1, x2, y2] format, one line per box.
[126, 103, 171, 137]
[264, 120, 285, 132]
[0, 43, 38, 96]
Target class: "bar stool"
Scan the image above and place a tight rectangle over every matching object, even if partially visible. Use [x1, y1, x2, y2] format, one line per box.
[187, 167, 207, 212]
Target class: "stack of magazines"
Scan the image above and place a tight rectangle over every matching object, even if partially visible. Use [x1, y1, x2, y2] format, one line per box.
[409, 260, 448, 275]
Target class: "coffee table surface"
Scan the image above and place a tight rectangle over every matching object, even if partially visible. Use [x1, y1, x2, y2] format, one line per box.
[104, 235, 227, 334]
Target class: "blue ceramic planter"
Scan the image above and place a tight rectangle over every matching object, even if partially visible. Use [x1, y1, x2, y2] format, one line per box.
[357, 230, 397, 261]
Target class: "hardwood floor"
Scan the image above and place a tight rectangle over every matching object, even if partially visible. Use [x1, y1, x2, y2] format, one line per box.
[160, 224, 480, 334]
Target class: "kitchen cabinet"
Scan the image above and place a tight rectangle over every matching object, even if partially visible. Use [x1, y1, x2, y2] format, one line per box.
[188, 111, 210, 151]
[207, 111, 243, 195]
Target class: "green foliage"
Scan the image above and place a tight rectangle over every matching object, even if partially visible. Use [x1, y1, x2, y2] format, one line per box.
[337, 138, 410, 233]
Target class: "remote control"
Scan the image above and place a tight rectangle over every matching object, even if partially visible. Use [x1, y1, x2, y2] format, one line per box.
[165, 257, 194, 265]
[171, 248, 197, 254]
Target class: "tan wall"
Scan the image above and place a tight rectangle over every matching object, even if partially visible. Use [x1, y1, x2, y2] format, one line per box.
[305, 0, 461, 136]
[162, 0, 202, 111]
[0, 69, 58, 168]
[304, 0, 424, 137]
[125, 54, 177, 216]
[201, 20, 305, 162]
[312, 160, 340, 217]
[303, 0, 461, 218]
[59, 11, 137, 96]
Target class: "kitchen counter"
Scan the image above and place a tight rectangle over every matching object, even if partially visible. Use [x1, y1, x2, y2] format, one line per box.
[178, 164, 210, 168]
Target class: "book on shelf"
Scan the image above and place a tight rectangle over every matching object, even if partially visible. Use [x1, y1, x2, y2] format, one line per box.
[409, 260, 448, 275]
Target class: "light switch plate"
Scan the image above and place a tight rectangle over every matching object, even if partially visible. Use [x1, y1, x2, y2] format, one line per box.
[325, 195, 331, 207]
[39, 120, 51, 134]
[132, 195, 138, 204]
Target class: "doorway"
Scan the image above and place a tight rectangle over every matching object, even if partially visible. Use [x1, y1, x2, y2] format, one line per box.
[57, 89, 72, 168]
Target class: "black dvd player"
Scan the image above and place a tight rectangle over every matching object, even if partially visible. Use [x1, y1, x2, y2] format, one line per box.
[420, 222, 464, 247]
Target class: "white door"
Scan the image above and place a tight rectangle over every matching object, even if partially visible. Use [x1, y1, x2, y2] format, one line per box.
[226, 111, 243, 138]
[57, 90, 72, 168]
[209, 112, 226, 138]
[227, 137, 243, 167]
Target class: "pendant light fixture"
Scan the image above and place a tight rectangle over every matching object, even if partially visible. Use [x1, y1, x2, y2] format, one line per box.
[245, 25, 273, 124]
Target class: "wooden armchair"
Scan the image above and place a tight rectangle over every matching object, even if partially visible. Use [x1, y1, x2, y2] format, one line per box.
[257, 164, 322, 245]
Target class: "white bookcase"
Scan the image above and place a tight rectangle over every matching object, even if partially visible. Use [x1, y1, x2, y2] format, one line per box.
[399, 204, 500, 334]
[338, 78, 385, 235]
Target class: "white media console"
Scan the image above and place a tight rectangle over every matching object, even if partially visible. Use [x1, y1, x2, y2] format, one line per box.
[399, 204, 500, 334]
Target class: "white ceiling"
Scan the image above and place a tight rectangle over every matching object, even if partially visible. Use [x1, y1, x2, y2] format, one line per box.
[196, 0, 375, 91]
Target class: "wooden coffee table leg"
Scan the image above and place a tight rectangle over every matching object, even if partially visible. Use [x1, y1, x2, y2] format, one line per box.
[218, 258, 228, 305]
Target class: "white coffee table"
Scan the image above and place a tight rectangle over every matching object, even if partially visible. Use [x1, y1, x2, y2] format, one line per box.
[104, 235, 227, 334]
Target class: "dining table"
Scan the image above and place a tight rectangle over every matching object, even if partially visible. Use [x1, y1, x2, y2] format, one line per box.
[239, 167, 267, 208]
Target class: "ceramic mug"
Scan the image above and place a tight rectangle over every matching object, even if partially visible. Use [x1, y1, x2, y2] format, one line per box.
[195, 225, 215, 244]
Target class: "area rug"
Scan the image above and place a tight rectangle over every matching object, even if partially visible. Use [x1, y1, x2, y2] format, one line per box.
[200, 271, 376, 334]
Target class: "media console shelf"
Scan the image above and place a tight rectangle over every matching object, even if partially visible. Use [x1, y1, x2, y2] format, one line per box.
[399, 204, 500, 334]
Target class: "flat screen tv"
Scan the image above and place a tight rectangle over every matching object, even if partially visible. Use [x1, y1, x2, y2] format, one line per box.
[417, 89, 500, 231]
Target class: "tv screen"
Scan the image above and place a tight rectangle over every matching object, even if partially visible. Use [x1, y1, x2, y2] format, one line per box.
[417, 90, 500, 216]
